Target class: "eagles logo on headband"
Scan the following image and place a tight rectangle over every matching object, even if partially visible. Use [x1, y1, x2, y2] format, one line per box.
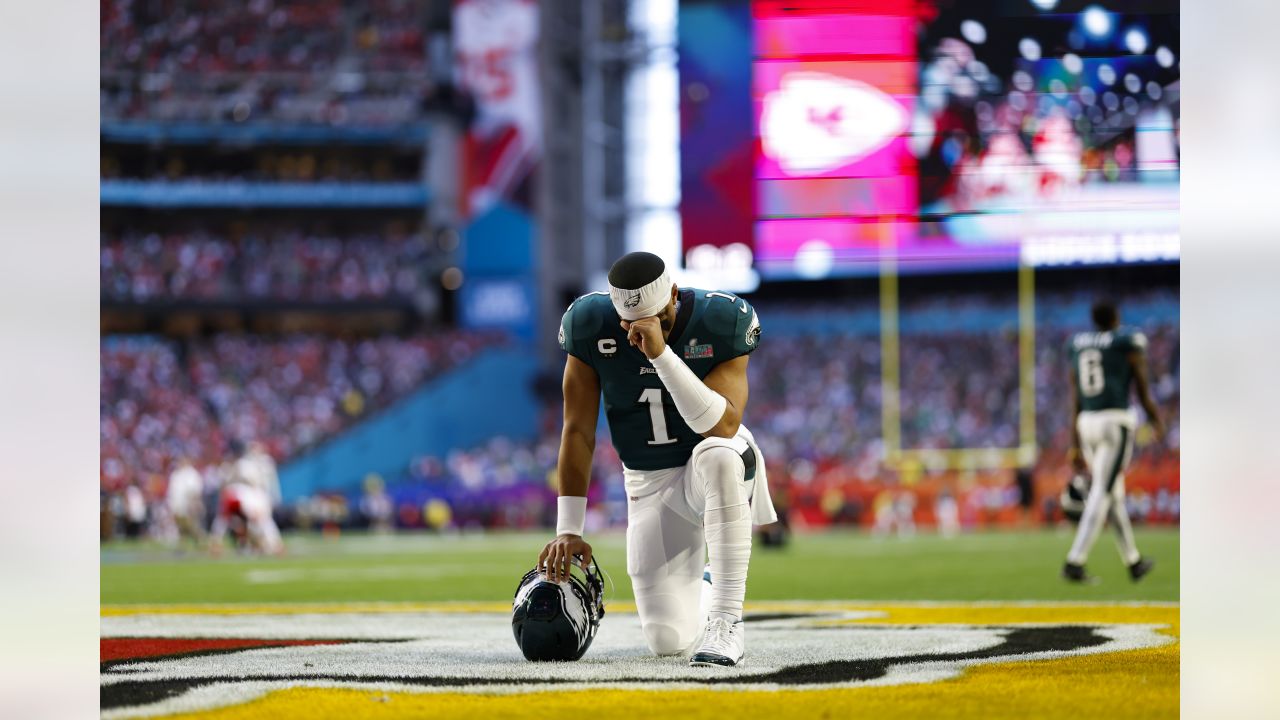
[608, 252, 673, 321]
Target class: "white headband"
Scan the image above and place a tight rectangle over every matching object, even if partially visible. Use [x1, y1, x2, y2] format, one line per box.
[609, 270, 673, 321]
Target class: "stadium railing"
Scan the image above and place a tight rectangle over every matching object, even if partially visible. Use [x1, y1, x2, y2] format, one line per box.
[100, 121, 429, 146]
[100, 180, 429, 208]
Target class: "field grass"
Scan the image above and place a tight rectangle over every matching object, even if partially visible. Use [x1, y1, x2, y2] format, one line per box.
[101, 527, 1178, 605]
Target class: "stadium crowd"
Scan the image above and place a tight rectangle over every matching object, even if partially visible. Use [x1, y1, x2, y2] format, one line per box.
[103, 290, 1179, 541]
[101, 331, 497, 503]
[101, 224, 431, 303]
[101, 0, 434, 124]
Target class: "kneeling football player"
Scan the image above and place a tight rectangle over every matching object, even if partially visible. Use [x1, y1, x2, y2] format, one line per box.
[539, 252, 776, 667]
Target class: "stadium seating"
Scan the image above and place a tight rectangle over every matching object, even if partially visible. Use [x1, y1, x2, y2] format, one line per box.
[101, 224, 431, 303]
[100, 332, 499, 496]
[101, 0, 433, 124]
[326, 290, 1179, 534]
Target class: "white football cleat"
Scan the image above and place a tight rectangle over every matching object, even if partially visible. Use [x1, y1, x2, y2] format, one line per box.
[689, 617, 745, 667]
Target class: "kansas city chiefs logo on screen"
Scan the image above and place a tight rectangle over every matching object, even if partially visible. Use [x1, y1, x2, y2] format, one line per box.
[762, 71, 907, 176]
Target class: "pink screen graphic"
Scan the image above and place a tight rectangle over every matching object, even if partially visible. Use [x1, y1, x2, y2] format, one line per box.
[752, 1, 918, 279]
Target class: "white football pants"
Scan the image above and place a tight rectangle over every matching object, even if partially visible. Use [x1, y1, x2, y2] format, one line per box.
[1067, 409, 1141, 566]
[625, 435, 756, 655]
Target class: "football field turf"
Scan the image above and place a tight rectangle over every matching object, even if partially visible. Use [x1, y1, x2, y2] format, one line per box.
[102, 527, 1178, 604]
[101, 528, 1179, 719]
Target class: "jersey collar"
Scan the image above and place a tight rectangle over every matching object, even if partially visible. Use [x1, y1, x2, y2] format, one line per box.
[665, 288, 696, 347]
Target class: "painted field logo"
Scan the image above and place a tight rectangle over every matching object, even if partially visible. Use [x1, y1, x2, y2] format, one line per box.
[100, 605, 1174, 719]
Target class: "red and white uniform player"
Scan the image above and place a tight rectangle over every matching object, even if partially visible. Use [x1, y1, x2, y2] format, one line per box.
[210, 481, 283, 556]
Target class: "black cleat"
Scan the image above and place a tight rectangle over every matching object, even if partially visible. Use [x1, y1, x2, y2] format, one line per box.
[1128, 557, 1155, 582]
[1062, 562, 1098, 584]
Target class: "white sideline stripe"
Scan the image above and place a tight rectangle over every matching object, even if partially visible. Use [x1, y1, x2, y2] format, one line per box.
[244, 564, 480, 584]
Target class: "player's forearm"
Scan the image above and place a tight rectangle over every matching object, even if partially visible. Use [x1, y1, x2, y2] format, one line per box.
[1139, 395, 1161, 426]
[650, 346, 730, 436]
[553, 427, 594, 537]
[555, 426, 595, 498]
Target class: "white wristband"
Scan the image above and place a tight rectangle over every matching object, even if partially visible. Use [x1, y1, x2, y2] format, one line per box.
[556, 495, 587, 537]
[650, 346, 728, 434]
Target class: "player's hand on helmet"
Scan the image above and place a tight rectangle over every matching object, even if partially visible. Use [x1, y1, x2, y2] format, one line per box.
[539, 534, 593, 584]
[620, 316, 665, 360]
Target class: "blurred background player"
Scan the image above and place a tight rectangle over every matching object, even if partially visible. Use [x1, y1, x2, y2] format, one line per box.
[1063, 301, 1166, 583]
[234, 441, 282, 519]
[540, 252, 774, 667]
[122, 480, 148, 540]
[166, 457, 206, 549]
[210, 476, 284, 557]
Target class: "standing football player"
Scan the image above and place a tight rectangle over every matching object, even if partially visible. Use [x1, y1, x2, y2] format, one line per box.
[1062, 300, 1166, 583]
[166, 457, 207, 549]
[539, 252, 776, 667]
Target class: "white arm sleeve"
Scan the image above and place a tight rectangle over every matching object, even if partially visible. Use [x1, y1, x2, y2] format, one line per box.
[649, 346, 728, 434]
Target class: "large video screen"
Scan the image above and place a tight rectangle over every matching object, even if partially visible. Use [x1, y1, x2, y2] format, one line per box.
[679, 0, 1180, 280]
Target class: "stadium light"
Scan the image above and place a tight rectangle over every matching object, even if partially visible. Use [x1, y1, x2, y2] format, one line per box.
[1124, 28, 1148, 54]
[1081, 6, 1112, 38]
[960, 20, 987, 45]
[1062, 53, 1083, 75]
[1155, 46, 1175, 68]
[1097, 63, 1117, 86]
[1019, 38, 1041, 61]
[1029, 0, 1059, 10]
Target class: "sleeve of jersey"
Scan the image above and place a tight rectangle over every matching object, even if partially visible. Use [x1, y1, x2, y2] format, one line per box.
[731, 300, 762, 357]
[559, 302, 591, 363]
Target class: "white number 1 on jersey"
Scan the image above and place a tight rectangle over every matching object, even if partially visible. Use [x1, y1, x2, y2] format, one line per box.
[639, 388, 678, 445]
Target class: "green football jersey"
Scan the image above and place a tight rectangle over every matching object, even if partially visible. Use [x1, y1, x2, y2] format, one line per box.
[1067, 327, 1148, 412]
[559, 288, 761, 470]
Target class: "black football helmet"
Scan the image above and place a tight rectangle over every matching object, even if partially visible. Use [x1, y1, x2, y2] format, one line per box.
[1061, 472, 1090, 522]
[511, 556, 606, 661]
